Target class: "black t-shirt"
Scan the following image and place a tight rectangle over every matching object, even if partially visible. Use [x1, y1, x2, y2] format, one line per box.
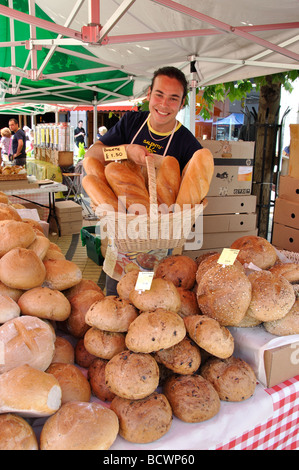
[99, 111, 202, 172]
[74, 127, 85, 146]
[12, 128, 27, 158]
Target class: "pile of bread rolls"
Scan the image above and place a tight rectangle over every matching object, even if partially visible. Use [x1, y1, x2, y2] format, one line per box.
[81, 148, 214, 214]
[0, 192, 298, 450]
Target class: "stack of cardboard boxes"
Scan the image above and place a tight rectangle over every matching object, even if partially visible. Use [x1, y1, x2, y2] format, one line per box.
[272, 124, 299, 252]
[54, 200, 83, 236]
[184, 139, 257, 259]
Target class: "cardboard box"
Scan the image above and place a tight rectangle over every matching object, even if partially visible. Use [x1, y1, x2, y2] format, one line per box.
[264, 344, 299, 388]
[58, 220, 82, 236]
[203, 213, 257, 233]
[289, 124, 299, 179]
[199, 140, 255, 197]
[0, 179, 39, 190]
[55, 200, 83, 223]
[201, 229, 258, 250]
[51, 150, 73, 167]
[272, 222, 299, 252]
[278, 175, 299, 203]
[205, 195, 257, 215]
[273, 197, 299, 229]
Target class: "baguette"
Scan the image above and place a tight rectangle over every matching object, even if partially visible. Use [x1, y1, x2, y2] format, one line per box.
[82, 174, 124, 212]
[82, 157, 108, 184]
[156, 155, 181, 208]
[176, 148, 214, 207]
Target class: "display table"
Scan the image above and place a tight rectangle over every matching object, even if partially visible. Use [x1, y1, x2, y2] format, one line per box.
[3, 182, 67, 237]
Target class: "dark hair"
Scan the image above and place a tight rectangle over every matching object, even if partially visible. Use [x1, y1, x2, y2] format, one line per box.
[78, 120, 83, 124]
[9, 118, 18, 125]
[150, 66, 188, 102]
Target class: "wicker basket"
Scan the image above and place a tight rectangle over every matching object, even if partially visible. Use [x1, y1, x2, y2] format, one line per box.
[95, 155, 206, 252]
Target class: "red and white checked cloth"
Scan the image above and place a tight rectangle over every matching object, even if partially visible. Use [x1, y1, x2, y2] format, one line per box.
[216, 375, 299, 450]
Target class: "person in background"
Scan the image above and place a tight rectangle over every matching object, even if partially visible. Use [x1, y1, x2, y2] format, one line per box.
[85, 66, 203, 295]
[97, 126, 108, 140]
[8, 118, 27, 167]
[0, 127, 12, 165]
[23, 125, 31, 141]
[74, 120, 86, 156]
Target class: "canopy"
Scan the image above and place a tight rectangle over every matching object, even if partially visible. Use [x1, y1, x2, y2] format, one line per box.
[214, 113, 244, 125]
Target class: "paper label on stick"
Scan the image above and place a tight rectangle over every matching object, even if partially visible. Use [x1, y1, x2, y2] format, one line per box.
[217, 248, 239, 266]
[103, 146, 127, 161]
[135, 271, 154, 292]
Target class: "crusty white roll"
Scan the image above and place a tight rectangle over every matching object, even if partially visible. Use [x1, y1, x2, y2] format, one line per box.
[43, 259, 82, 291]
[40, 402, 119, 450]
[0, 192, 9, 204]
[18, 286, 71, 322]
[0, 413, 39, 450]
[0, 315, 55, 374]
[0, 203, 22, 221]
[27, 235, 50, 260]
[0, 293, 21, 323]
[85, 295, 138, 332]
[0, 247, 46, 290]
[46, 363, 91, 404]
[0, 281, 24, 302]
[0, 220, 36, 257]
[0, 364, 62, 417]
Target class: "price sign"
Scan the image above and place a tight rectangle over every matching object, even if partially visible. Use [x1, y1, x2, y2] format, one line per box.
[103, 146, 127, 162]
[217, 248, 239, 266]
[135, 271, 154, 292]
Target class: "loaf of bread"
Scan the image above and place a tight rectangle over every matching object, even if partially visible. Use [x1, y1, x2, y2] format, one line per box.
[200, 356, 257, 402]
[105, 161, 150, 214]
[184, 314, 234, 359]
[82, 174, 123, 212]
[264, 298, 299, 335]
[0, 281, 23, 302]
[175, 148, 214, 207]
[0, 364, 62, 417]
[88, 357, 116, 402]
[85, 295, 138, 332]
[105, 350, 159, 399]
[0, 191, 8, 204]
[125, 308, 186, 353]
[129, 278, 181, 313]
[0, 315, 55, 374]
[0, 220, 36, 257]
[82, 156, 108, 184]
[110, 392, 172, 443]
[0, 414, 39, 450]
[230, 235, 277, 269]
[46, 363, 91, 404]
[52, 336, 75, 364]
[63, 278, 104, 301]
[0, 203, 22, 221]
[163, 374, 220, 423]
[84, 327, 126, 360]
[154, 336, 201, 375]
[0, 247, 46, 290]
[176, 287, 201, 318]
[75, 338, 98, 368]
[0, 293, 20, 323]
[155, 254, 198, 290]
[116, 269, 139, 301]
[66, 289, 105, 338]
[43, 259, 82, 291]
[269, 262, 299, 284]
[28, 235, 51, 260]
[39, 401, 119, 450]
[18, 286, 71, 321]
[156, 155, 181, 208]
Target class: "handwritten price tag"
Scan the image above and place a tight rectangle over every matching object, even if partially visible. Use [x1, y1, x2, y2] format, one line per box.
[135, 271, 154, 292]
[103, 146, 127, 161]
[217, 248, 239, 266]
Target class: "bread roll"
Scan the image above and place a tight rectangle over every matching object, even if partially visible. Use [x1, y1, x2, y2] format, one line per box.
[0, 192, 9, 204]
[163, 374, 220, 423]
[0, 293, 21, 323]
[40, 401, 119, 450]
[184, 314, 234, 359]
[85, 296, 138, 332]
[18, 286, 71, 321]
[200, 357, 257, 402]
[175, 148, 214, 207]
[129, 278, 181, 313]
[0, 414, 39, 450]
[21, 218, 44, 234]
[116, 269, 139, 301]
[0, 203, 22, 221]
[43, 259, 82, 291]
[84, 327, 126, 360]
[0, 315, 55, 374]
[246, 270, 295, 322]
[66, 289, 106, 338]
[196, 263, 252, 326]
[125, 309, 186, 353]
[230, 235, 277, 269]
[176, 287, 201, 318]
[154, 337, 201, 375]
[63, 279, 104, 301]
[105, 161, 150, 214]
[154, 255, 197, 290]
[156, 155, 181, 208]
[82, 156, 108, 184]
[46, 363, 91, 404]
[0, 281, 23, 302]
[28, 235, 51, 260]
[105, 350, 159, 399]
[0, 247, 46, 290]
[88, 358, 116, 402]
[75, 338, 98, 368]
[0, 364, 61, 417]
[269, 262, 299, 284]
[82, 174, 123, 212]
[52, 336, 75, 364]
[264, 298, 299, 335]
[0, 220, 36, 257]
[110, 392, 172, 443]
[43, 248, 65, 261]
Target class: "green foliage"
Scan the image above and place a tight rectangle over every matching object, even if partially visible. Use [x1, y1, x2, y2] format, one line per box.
[77, 142, 85, 160]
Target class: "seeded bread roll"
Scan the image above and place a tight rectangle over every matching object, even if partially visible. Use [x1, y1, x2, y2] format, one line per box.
[84, 327, 126, 360]
[129, 278, 181, 313]
[125, 309, 186, 353]
[230, 235, 277, 269]
[0, 414, 39, 450]
[105, 350, 159, 400]
[154, 255, 198, 290]
[264, 298, 299, 335]
[184, 315, 234, 359]
[163, 373, 220, 423]
[110, 392, 172, 443]
[153, 337, 201, 375]
[269, 262, 299, 284]
[40, 402, 119, 450]
[18, 286, 71, 321]
[247, 270, 295, 322]
[88, 358, 116, 402]
[46, 363, 91, 404]
[201, 356, 257, 402]
[85, 296, 138, 332]
[0, 247, 46, 290]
